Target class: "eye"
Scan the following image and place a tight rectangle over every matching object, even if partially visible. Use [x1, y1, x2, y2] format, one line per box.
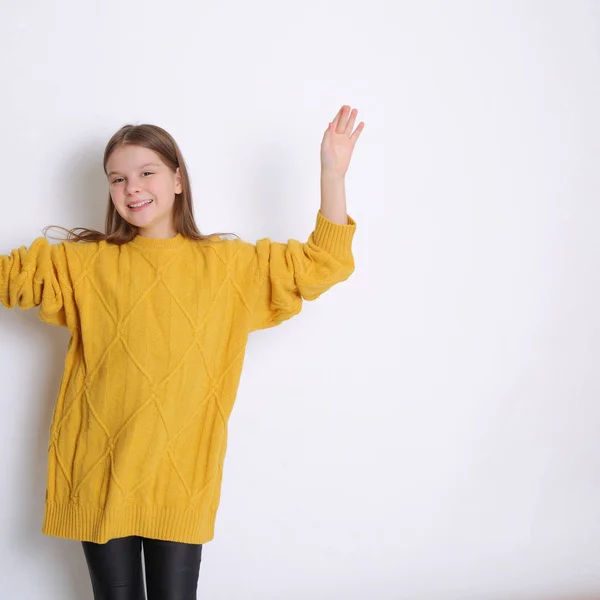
[142, 171, 153, 177]
[112, 177, 124, 184]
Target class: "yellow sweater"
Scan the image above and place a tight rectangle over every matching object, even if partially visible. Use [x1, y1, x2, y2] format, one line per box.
[0, 210, 356, 544]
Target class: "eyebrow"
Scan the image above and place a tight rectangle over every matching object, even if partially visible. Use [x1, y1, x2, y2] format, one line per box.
[107, 163, 161, 177]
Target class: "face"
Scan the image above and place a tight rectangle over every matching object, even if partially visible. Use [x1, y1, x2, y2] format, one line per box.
[106, 144, 182, 238]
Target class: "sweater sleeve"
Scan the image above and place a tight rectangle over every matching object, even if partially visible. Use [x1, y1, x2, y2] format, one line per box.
[0, 237, 72, 327]
[240, 210, 357, 332]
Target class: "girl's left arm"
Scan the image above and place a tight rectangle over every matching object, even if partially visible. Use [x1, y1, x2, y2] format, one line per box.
[319, 105, 365, 225]
[233, 105, 365, 332]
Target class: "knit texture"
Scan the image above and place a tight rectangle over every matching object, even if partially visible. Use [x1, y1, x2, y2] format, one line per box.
[0, 210, 356, 544]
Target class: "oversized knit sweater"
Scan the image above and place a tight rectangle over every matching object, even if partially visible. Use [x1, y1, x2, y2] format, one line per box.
[0, 210, 356, 545]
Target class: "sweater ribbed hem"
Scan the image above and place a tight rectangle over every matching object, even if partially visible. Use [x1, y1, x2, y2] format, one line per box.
[311, 210, 356, 257]
[42, 502, 217, 545]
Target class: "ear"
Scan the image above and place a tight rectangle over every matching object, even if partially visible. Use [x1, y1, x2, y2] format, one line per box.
[174, 167, 183, 194]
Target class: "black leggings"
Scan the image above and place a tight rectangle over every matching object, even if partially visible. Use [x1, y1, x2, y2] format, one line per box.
[81, 535, 203, 600]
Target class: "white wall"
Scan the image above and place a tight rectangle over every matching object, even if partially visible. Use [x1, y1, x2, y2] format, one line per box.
[1, 0, 599, 598]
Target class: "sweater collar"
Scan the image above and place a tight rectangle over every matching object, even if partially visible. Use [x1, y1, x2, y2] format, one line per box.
[130, 232, 186, 249]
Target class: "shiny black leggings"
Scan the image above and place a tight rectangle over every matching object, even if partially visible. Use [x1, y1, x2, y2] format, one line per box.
[81, 535, 203, 600]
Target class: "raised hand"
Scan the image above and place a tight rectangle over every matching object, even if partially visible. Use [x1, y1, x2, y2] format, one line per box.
[320, 105, 365, 178]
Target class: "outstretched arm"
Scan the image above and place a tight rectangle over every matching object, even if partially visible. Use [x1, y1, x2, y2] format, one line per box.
[0, 237, 73, 328]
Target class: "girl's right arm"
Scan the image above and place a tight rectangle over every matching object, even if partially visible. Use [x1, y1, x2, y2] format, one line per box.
[0, 237, 74, 328]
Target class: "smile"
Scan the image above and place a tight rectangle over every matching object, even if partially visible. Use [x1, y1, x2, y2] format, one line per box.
[128, 199, 153, 210]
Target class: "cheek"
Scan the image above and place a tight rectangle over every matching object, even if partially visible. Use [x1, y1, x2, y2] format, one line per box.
[154, 181, 177, 202]
[110, 188, 127, 208]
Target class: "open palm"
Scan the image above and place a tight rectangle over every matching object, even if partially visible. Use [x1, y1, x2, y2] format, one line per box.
[320, 105, 365, 177]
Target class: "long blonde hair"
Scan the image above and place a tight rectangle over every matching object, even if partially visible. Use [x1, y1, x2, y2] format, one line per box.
[43, 124, 235, 244]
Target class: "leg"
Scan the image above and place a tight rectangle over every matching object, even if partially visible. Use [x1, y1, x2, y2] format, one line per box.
[81, 536, 146, 600]
[143, 537, 203, 600]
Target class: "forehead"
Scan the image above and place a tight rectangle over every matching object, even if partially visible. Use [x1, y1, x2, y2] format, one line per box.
[106, 145, 164, 172]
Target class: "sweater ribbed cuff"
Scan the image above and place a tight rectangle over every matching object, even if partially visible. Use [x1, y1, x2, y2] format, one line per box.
[311, 210, 356, 257]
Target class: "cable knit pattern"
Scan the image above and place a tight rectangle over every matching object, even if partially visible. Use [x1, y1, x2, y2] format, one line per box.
[0, 210, 356, 544]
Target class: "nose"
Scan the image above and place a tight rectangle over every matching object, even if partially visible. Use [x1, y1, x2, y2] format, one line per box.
[125, 179, 142, 195]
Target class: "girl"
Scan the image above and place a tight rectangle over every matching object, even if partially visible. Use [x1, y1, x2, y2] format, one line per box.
[0, 105, 364, 599]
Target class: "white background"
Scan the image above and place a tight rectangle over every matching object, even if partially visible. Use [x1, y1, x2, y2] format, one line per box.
[1, 1, 599, 598]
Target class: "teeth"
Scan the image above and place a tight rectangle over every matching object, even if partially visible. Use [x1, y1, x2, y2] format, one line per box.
[129, 199, 152, 208]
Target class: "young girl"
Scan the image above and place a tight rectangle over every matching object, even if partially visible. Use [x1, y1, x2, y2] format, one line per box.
[0, 105, 364, 599]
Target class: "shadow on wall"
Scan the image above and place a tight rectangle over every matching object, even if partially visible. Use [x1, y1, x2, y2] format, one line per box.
[47, 137, 109, 239]
[3, 137, 109, 597]
[4, 313, 91, 597]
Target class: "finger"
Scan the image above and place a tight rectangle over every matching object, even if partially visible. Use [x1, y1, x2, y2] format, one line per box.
[350, 122, 365, 143]
[331, 105, 344, 129]
[335, 105, 350, 133]
[345, 108, 358, 135]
